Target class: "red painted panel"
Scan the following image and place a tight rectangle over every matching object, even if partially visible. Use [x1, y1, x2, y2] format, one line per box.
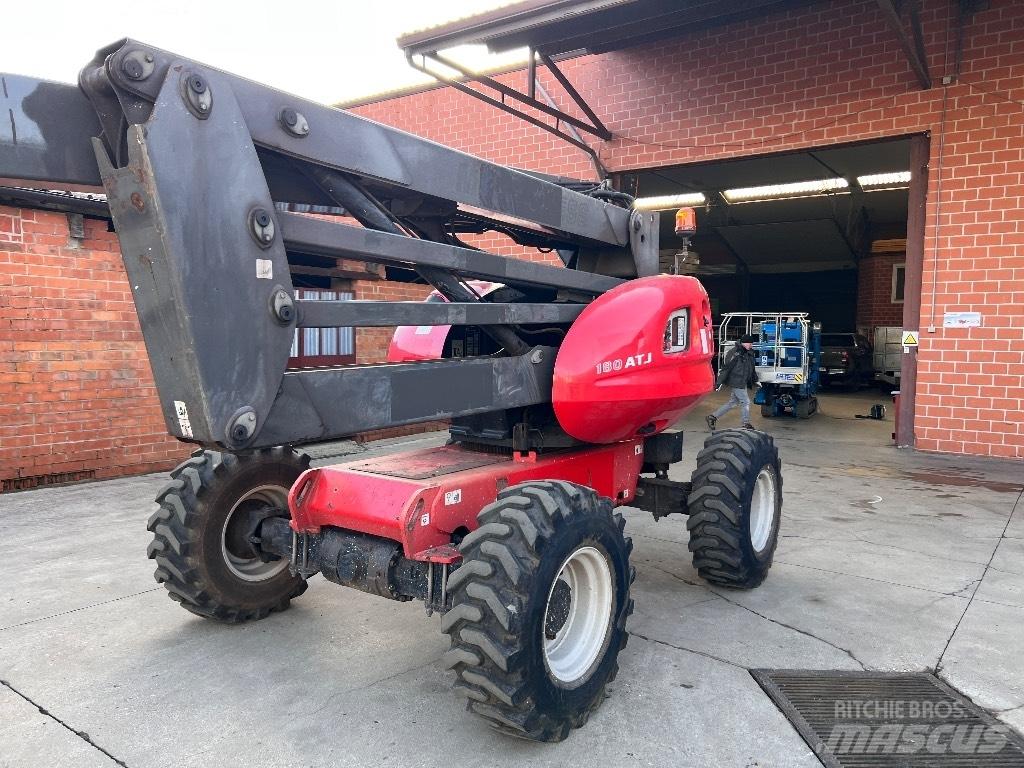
[288, 440, 646, 559]
[386, 280, 505, 362]
[552, 275, 715, 443]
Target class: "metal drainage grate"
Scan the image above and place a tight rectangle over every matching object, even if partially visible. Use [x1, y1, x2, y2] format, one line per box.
[752, 670, 1024, 768]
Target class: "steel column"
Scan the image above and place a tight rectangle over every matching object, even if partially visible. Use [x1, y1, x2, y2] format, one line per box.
[897, 133, 929, 448]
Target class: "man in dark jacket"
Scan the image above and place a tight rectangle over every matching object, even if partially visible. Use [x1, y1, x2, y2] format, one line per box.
[707, 334, 758, 431]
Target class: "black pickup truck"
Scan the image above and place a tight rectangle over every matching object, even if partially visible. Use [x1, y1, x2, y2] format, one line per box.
[819, 333, 873, 387]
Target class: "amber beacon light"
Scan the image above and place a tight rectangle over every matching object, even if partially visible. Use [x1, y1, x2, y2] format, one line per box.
[674, 207, 697, 238]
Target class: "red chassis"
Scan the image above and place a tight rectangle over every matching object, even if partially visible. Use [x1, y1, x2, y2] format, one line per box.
[288, 274, 716, 567]
[289, 439, 646, 563]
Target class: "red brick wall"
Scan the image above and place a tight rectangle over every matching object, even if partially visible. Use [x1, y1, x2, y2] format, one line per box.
[857, 250, 905, 334]
[0, 207, 189, 488]
[350, 0, 1024, 459]
[0, 210, 455, 486]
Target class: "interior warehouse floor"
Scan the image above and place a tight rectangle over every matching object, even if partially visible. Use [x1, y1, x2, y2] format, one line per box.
[1, 405, 1021, 767]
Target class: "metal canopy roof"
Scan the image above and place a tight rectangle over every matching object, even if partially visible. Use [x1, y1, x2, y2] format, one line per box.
[398, 0, 938, 177]
[399, 0, 821, 57]
[632, 137, 912, 276]
[399, 0, 826, 177]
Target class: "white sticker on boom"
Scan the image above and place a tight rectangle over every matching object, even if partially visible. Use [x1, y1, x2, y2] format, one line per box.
[699, 327, 709, 355]
[444, 489, 462, 506]
[256, 259, 273, 279]
[415, 325, 433, 335]
[173, 400, 194, 439]
[420, 513, 430, 527]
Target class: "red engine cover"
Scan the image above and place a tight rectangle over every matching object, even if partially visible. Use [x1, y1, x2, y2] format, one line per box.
[387, 281, 505, 362]
[552, 275, 715, 443]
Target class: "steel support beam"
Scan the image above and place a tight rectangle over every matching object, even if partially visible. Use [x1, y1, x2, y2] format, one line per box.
[0, 185, 108, 218]
[296, 300, 584, 328]
[536, 52, 610, 138]
[257, 348, 556, 448]
[875, 0, 932, 90]
[405, 46, 611, 166]
[533, 78, 607, 180]
[0, 76, 103, 189]
[406, 55, 602, 161]
[279, 212, 622, 294]
[430, 52, 609, 140]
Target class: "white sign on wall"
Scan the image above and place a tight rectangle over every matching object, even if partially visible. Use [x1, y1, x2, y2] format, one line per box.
[943, 312, 983, 328]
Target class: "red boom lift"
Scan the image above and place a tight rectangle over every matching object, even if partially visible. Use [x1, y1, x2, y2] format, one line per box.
[0, 41, 783, 741]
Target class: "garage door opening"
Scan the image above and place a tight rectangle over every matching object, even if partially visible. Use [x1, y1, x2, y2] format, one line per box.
[619, 136, 924, 445]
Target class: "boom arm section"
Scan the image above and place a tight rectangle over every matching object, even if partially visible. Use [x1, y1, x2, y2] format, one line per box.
[0, 40, 661, 450]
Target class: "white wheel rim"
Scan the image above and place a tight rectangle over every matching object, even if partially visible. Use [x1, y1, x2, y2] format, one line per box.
[749, 467, 777, 554]
[221, 484, 290, 582]
[542, 546, 614, 686]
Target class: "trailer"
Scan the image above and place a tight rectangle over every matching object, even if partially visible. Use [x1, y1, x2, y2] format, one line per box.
[0, 41, 784, 741]
[719, 312, 822, 419]
[873, 325, 904, 387]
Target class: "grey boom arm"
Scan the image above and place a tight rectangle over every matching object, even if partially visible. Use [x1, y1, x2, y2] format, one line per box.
[0, 40, 660, 450]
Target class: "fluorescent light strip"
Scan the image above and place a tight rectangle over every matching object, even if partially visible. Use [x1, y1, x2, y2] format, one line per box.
[632, 192, 707, 211]
[723, 177, 849, 203]
[857, 171, 912, 188]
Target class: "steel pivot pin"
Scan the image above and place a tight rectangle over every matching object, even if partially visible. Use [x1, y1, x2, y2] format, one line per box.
[279, 107, 310, 137]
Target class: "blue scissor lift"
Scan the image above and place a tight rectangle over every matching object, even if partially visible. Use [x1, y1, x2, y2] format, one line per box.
[718, 312, 822, 419]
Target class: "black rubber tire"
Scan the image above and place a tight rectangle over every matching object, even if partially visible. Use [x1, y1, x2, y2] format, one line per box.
[760, 403, 773, 418]
[147, 447, 310, 623]
[686, 429, 782, 589]
[442, 480, 634, 742]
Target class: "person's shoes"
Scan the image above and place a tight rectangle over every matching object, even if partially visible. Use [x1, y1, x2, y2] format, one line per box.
[706, 414, 717, 432]
[742, 422, 755, 430]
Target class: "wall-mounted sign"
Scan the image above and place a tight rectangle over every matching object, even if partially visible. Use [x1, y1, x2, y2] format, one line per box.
[943, 312, 982, 328]
[901, 330, 919, 347]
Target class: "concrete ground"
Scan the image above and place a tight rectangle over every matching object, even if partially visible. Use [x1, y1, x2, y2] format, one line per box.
[1, 387, 1022, 768]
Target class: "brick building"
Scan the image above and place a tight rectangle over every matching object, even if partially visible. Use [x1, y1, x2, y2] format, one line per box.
[1, 0, 1022, 489]
[351, 0, 1024, 459]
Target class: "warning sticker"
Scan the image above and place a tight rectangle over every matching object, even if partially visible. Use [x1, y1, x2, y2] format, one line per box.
[699, 327, 709, 355]
[901, 331, 919, 347]
[444, 489, 462, 506]
[256, 259, 273, 279]
[173, 400, 194, 438]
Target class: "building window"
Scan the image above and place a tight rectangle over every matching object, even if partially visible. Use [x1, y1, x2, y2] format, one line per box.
[891, 263, 906, 304]
[288, 288, 356, 368]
